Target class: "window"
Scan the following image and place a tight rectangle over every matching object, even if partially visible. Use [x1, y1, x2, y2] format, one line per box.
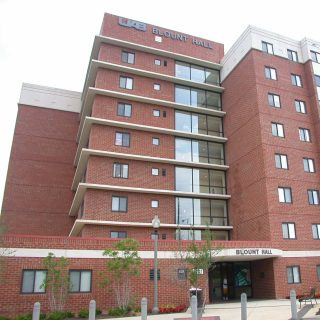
[312, 224, 320, 239]
[164, 60, 167, 67]
[113, 163, 129, 179]
[291, 74, 302, 87]
[282, 223, 296, 239]
[308, 189, 319, 205]
[176, 197, 228, 226]
[69, 270, 91, 293]
[154, 59, 161, 66]
[21, 270, 47, 294]
[262, 41, 274, 54]
[162, 168, 166, 176]
[271, 123, 284, 137]
[268, 93, 281, 108]
[149, 269, 160, 280]
[275, 154, 288, 169]
[287, 49, 298, 62]
[152, 137, 160, 145]
[303, 158, 315, 173]
[295, 100, 306, 113]
[315, 75, 320, 87]
[111, 196, 128, 212]
[151, 200, 159, 208]
[175, 85, 221, 111]
[265, 67, 277, 80]
[119, 76, 133, 90]
[278, 187, 292, 203]
[175, 62, 220, 85]
[178, 269, 187, 280]
[163, 111, 167, 118]
[154, 83, 161, 91]
[175, 138, 225, 165]
[111, 231, 127, 239]
[121, 51, 135, 64]
[175, 167, 226, 195]
[311, 51, 320, 63]
[117, 103, 132, 117]
[153, 109, 160, 117]
[317, 266, 320, 281]
[287, 266, 300, 284]
[175, 111, 223, 137]
[152, 168, 159, 176]
[299, 128, 310, 142]
[115, 132, 130, 147]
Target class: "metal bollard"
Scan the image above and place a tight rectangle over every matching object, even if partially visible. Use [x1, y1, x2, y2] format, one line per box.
[141, 297, 147, 320]
[290, 290, 298, 320]
[32, 302, 40, 320]
[191, 295, 197, 320]
[89, 300, 96, 320]
[241, 293, 247, 320]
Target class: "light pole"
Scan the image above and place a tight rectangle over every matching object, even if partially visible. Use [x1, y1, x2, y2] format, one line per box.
[152, 215, 160, 314]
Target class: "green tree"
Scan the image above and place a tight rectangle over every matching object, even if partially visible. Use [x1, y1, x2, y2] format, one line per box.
[42, 253, 70, 312]
[101, 239, 142, 310]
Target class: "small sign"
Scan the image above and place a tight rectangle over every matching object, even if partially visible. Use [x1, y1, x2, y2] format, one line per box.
[118, 17, 147, 32]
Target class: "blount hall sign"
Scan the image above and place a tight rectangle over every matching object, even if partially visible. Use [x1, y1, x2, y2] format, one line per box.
[118, 17, 213, 49]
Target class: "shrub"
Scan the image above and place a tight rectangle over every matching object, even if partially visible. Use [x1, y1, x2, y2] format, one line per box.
[108, 307, 128, 317]
[15, 315, 32, 320]
[0, 316, 11, 320]
[96, 309, 102, 316]
[45, 312, 74, 320]
[78, 309, 101, 318]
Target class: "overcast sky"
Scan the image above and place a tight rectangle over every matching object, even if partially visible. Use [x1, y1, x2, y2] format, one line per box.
[0, 0, 320, 209]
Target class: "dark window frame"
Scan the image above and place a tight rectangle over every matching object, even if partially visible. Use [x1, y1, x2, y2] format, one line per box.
[312, 224, 320, 240]
[268, 93, 281, 108]
[265, 66, 277, 80]
[311, 51, 320, 63]
[115, 132, 131, 147]
[111, 196, 128, 212]
[303, 158, 315, 173]
[121, 51, 135, 64]
[113, 162, 129, 179]
[117, 102, 132, 117]
[110, 231, 127, 239]
[299, 128, 311, 142]
[291, 74, 303, 87]
[21, 269, 47, 294]
[262, 41, 274, 54]
[287, 49, 298, 62]
[278, 186, 292, 204]
[307, 189, 320, 205]
[271, 122, 285, 138]
[151, 199, 159, 208]
[282, 222, 296, 240]
[287, 266, 301, 284]
[152, 137, 160, 146]
[69, 270, 92, 293]
[119, 76, 134, 90]
[295, 100, 306, 114]
[275, 153, 288, 170]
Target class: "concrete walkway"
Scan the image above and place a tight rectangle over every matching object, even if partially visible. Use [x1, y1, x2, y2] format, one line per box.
[102, 299, 320, 320]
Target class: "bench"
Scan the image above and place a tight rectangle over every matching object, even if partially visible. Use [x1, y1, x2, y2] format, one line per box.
[298, 288, 317, 308]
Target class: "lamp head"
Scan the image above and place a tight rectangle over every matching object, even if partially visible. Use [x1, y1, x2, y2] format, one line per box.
[152, 215, 160, 229]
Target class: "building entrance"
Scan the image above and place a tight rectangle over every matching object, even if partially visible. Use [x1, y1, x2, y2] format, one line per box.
[208, 262, 252, 302]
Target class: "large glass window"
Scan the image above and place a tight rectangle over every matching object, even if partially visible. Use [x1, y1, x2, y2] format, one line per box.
[175, 229, 228, 240]
[176, 198, 227, 227]
[175, 62, 220, 85]
[175, 138, 225, 165]
[175, 111, 223, 137]
[175, 85, 221, 111]
[175, 167, 226, 194]
[21, 270, 47, 294]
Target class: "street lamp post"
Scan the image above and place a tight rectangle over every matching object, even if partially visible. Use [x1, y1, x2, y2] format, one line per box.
[152, 215, 160, 314]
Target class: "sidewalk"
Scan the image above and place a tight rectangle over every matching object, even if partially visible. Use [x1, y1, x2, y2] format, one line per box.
[102, 300, 320, 320]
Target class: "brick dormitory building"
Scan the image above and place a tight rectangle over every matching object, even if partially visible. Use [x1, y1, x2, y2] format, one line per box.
[1, 12, 320, 316]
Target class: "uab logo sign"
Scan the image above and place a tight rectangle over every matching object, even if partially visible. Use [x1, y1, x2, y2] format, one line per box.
[118, 17, 147, 32]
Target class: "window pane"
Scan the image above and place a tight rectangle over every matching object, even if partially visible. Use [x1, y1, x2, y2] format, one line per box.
[272, 124, 277, 136]
[208, 142, 224, 165]
[122, 165, 129, 178]
[210, 170, 226, 194]
[193, 169, 210, 193]
[194, 140, 208, 163]
[205, 69, 220, 85]
[120, 77, 126, 88]
[176, 198, 193, 224]
[191, 89, 206, 108]
[112, 197, 119, 211]
[175, 111, 191, 132]
[115, 133, 122, 145]
[206, 92, 221, 110]
[175, 138, 192, 161]
[128, 53, 134, 64]
[175, 62, 190, 80]
[119, 197, 127, 211]
[293, 267, 300, 283]
[275, 155, 281, 168]
[284, 188, 291, 202]
[278, 188, 285, 202]
[114, 164, 121, 177]
[287, 268, 293, 283]
[22, 271, 35, 293]
[207, 116, 222, 136]
[317, 266, 320, 280]
[312, 225, 318, 239]
[274, 95, 280, 107]
[282, 224, 288, 238]
[34, 271, 46, 293]
[175, 86, 190, 105]
[70, 271, 80, 292]
[126, 78, 133, 89]
[117, 103, 125, 116]
[281, 155, 288, 169]
[288, 224, 295, 238]
[193, 198, 210, 225]
[191, 65, 205, 83]
[80, 271, 91, 292]
[175, 167, 193, 192]
[277, 125, 284, 137]
[123, 133, 130, 146]
[124, 104, 132, 117]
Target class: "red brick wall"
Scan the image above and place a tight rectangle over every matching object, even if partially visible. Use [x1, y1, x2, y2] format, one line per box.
[83, 190, 175, 224]
[88, 124, 175, 159]
[95, 69, 174, 101]
[98, 43, 175, 76]
[100, 13, 224, 62]
[86, 156, 174, 189]
[1, 106, 78, 235]
[91, 95, 174, 129]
